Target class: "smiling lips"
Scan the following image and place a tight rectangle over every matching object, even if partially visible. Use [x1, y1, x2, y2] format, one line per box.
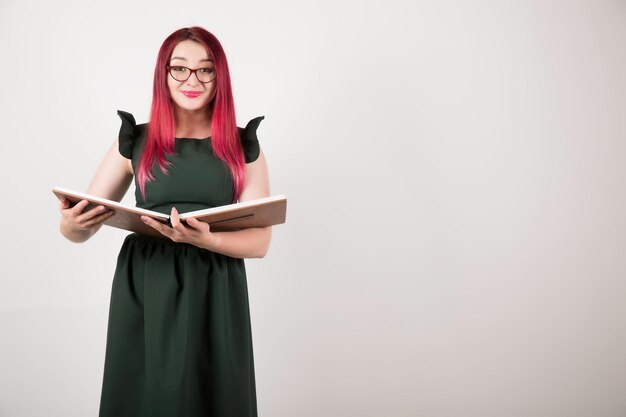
[182, 91, 202, 98]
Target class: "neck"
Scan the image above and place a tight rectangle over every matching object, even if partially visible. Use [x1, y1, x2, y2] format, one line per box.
[173, 107, 212, 138]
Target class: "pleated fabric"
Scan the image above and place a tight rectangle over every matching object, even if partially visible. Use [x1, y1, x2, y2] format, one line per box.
[99, 232, 257, 417]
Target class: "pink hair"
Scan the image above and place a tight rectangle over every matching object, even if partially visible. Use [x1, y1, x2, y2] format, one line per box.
[136, 27, 245, 203]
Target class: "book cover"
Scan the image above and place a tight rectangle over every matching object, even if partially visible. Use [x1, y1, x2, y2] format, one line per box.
[53, 186, 287, 239]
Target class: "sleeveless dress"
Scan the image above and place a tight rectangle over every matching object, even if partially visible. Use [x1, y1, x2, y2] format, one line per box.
[98, 110, 265, 417]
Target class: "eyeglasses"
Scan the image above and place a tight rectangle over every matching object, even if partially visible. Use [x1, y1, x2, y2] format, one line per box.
[166, 65, 216, 83]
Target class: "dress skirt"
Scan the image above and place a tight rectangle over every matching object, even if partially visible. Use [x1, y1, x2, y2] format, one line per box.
[98, 232, 258, 417]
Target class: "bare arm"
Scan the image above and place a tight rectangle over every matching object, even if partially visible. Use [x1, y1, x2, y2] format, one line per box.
[59, 138, 133, 243]
[203, 147, 272, 258]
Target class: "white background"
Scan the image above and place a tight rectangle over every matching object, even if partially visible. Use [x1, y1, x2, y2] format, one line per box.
[1, 0, 625, 416]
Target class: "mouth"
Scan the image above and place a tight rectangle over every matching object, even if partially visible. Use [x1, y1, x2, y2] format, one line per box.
[182, 91, 203, 98]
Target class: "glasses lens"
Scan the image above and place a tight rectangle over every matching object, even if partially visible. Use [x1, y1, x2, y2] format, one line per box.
[197, 68, 216, 83]
[169, 66, 216, 83]
[170, 66, 190, 82]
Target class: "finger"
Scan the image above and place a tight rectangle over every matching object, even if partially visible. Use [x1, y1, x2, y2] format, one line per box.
[170, 207, 180, 227]
[170, 207, 187, 234]
[142, 216, 172, 238]
[76, 205, 108, 223]
[185, 217, 208, 233]
[59, 197, 70, 209]
[82, 209, 115, 228]
[71, 199, 91, 216]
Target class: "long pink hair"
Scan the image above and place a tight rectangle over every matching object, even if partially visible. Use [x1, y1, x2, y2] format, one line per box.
[136, 27, 245, 203]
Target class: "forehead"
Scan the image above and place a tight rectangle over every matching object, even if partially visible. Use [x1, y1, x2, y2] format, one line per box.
[170, 40, 213, 64]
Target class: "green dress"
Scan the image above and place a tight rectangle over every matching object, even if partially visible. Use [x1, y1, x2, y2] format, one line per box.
[98, 110, 265, 417]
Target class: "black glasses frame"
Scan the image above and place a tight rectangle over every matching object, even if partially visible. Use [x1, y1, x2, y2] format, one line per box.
[166, 65, 216, 83]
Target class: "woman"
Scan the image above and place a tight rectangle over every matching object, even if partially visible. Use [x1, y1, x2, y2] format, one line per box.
[58, 26, 270, 417]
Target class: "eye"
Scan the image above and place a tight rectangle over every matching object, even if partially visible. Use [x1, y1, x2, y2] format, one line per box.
[172, 66, 187, 72]
[200, 68, 214, 73]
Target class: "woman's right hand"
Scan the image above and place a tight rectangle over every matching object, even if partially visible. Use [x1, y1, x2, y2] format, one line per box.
[59, 198, 115, 233]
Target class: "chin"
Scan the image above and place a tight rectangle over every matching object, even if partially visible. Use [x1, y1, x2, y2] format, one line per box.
[175, 101, 211, 111]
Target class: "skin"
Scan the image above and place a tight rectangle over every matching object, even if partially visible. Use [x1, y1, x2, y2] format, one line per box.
[167, 40, 217, 138]
[59, 40, 272, 258]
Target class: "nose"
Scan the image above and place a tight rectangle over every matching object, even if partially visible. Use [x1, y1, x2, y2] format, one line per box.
[186, 71, 201, 85]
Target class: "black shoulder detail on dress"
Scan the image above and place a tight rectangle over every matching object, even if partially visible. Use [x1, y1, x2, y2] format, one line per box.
[117, 110, 137, 159]
[240, 115, 264, 164]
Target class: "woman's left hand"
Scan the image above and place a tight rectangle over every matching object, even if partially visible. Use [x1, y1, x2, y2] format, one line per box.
[141, 207, 218, 250]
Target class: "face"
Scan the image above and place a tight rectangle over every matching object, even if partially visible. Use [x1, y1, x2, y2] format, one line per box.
[167, 40, 217, 112]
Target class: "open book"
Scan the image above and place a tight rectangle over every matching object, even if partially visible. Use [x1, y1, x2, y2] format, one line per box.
[53, 186, 287, 239]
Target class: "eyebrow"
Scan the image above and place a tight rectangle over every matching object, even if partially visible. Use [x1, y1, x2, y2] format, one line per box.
[170, 56, 213, 63]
